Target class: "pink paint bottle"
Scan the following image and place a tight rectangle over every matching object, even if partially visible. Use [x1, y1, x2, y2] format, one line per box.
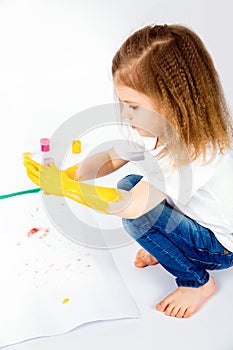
[40, 138, 54, 166]
[40, 138, 50, 152]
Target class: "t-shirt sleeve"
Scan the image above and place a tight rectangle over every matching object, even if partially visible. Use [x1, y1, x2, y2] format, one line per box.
[113, 129, 158, 161]
[114, 127, 220, 208]
[113, 139, 145, 161]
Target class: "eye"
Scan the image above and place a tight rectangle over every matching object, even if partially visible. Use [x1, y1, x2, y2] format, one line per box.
[129, 105, 139, 110]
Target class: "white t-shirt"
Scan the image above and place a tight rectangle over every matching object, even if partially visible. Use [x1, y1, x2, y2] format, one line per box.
[114, 133, 233, 252]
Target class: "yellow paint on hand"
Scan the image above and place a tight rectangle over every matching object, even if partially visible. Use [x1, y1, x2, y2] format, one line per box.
[24, 152, 125, 214]
[65, 164, 79, 180]
[66, 182, 123, 213]
[62, 298, 70, 304]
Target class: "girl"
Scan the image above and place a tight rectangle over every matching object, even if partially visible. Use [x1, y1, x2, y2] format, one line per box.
[24, 24, 233, 318]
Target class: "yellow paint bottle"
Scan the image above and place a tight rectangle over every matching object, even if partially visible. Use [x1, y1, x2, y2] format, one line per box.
[72, 140, 81, 154]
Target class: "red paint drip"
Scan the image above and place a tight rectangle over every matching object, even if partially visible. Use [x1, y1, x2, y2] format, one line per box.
[27, 227, 50, 238]
[27, 227, 40, 237]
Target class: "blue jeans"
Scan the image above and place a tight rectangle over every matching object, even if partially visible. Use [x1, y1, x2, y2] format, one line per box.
[117, 174, 233, 288]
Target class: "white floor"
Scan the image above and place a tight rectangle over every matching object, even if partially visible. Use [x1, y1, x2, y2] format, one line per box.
[4, 240, 233, 350]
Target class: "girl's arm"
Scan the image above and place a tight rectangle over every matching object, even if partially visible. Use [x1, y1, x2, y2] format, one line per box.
[66, 147, 129, 181]
[24, 149, 166, 219]
[63, 176, 166, 219]
[108, 180, 167, 219]
[66, 148, 166, 218]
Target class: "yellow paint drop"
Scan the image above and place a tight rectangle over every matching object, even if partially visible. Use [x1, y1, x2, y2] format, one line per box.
[62, 298, 70, 304]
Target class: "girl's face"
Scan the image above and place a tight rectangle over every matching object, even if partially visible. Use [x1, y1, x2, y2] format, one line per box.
[114, 82, 165, 138]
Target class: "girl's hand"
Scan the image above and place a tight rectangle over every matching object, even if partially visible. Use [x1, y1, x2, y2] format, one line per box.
[23, 155, 125, 214]
[23, 156, 72, 196]
[64, 164, 79, 180]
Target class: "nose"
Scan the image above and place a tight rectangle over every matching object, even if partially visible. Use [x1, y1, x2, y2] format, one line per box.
[120, 103, 133, 120]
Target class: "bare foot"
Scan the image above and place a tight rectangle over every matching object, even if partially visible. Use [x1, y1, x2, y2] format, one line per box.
[156, 276, 216, 318]
[134, 248, 159, 268]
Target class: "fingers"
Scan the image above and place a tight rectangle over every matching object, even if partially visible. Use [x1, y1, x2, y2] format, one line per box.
[23, 159, 41, 178]
[26, 169, 50, 190]
[24, 162, 40, 177]
[23, 157, 49, 176]
[26, 170, 40, 187]
[23, 154, 63, 195]
[23, 156, 41, 170]
[65, 164, 79, 180]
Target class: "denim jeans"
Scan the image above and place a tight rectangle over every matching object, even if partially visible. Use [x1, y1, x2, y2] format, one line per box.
[117, 174, 233, 288]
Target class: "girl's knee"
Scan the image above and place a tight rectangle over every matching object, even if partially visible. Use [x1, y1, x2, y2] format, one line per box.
[116, 174, 143, 191]
[122, 217, 143, 240]
[122, 210, 155, 239]
[122, 201, 167, 239]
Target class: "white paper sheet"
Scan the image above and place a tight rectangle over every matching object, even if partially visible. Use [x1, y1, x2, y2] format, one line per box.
[0, 192, 140, 348]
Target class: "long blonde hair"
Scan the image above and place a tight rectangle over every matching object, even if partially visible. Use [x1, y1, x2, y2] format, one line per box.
[112, 24, 233, 165]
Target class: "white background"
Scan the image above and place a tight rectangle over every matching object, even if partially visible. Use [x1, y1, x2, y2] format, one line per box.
[1, 1, 233, 349]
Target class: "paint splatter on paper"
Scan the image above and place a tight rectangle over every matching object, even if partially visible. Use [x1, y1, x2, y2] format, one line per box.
[15, 224, 93, 293]
[27, 227, 50, 238]
[27, 227, 40, 237]
[62, 298, 70, 304]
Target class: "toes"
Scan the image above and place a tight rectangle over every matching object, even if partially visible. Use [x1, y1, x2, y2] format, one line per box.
[134, 249, 146, 264]
[176, 306, 188, 318]
[142, 255, 152, 265]
[183, 307, 195, 318]
[134, 249, 145, 267]
[147, 255, 157, 265]
[156, 299, 169, 312]
[170, 305, 181, 317]
[134, 248, 158, 268]
[136, 248, 146, 259]
[134, 259, 146, 268]
[156, 291, 175, 312]
[164, 303, 176, 316]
